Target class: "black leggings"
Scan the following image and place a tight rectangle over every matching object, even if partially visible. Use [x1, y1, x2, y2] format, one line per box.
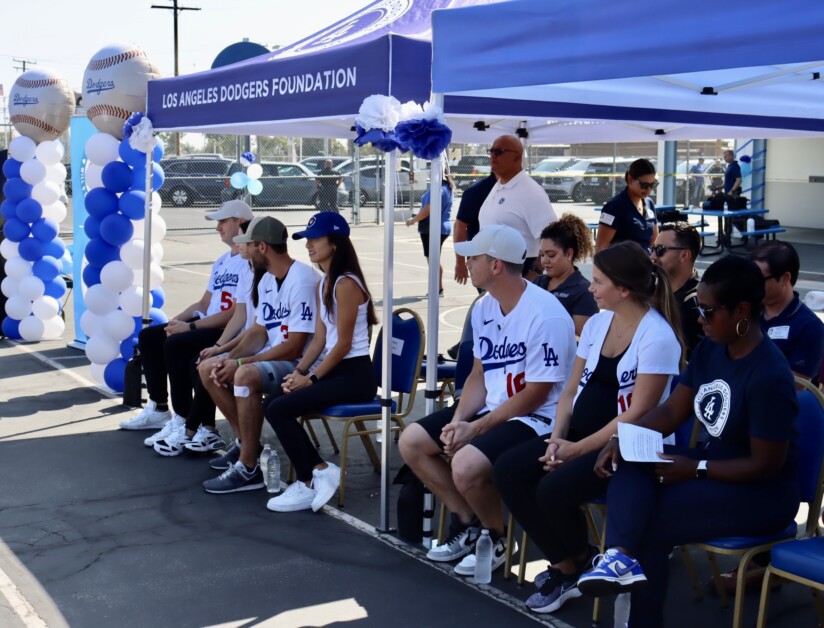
[264, 356, 377, 481]
[138, 322, 222, 420]
[495, 437, 607, 564]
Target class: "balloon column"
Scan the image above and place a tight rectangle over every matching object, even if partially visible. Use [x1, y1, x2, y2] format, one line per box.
[78, 118, 167, 393]
[229, 151, 264, 199]
[2, 68, 75, 341]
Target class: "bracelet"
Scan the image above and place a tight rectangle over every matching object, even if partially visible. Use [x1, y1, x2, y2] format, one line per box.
[214, 343, 221, 348]
[189, 321, 197, 331]
[236, 358, 243, 367]
[609, 433, 619, 441]
[295, 366, 308, 376]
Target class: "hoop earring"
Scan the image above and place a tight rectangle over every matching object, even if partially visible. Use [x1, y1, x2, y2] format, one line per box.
[735, 318, 750, 337]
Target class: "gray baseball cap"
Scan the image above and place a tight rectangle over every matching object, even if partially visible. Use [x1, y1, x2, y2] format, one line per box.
[233, 216, 288, 245]
[206, 199, 254, 221]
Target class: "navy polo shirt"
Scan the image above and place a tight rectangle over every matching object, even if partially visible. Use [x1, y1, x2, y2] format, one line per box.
[598, 188, 657, 252]
[760, 292, 824, 379]
[724, 161, 742, 194]
[535, 269, 599, 318]
[456, 174, 496, 241]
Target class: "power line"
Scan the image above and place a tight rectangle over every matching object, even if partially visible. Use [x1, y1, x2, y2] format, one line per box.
[12, 57, 36, 73]
[151, 1, 201, 77]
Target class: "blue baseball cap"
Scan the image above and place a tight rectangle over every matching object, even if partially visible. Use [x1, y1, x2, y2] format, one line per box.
[292, 212, 351, 240]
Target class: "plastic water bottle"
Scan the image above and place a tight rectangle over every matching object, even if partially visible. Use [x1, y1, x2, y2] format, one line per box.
[747, 217, 755, 234]
[473, 529, 494, 584]
[614, 592, 630, 628]
[724, 201, 729, 212]
[261, 444, 281, 494]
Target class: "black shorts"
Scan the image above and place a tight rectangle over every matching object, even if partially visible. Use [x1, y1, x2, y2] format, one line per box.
[416, 405, 540, 464]
[420, 232, 449, 258]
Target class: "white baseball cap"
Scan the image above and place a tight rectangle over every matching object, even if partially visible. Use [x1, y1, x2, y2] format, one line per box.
[454, 224, 527, 265]
[205, 199, 253, 221]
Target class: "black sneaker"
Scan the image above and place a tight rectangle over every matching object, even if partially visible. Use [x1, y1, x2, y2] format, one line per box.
[203, 461, 265, 494]
[209, 439, 241, 471]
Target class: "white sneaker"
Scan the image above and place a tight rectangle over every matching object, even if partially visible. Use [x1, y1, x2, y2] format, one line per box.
[120, 400, 171, 430]
[143, 414, 184, 447]
[310, 463, 340, 511]
[732, 226, 743, 238]
[153, 425, 193, 457]
[267, 481, 316, 512]
[184, 426, 226, 453]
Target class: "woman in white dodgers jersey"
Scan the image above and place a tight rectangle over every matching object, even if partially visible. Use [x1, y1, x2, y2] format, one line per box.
[264, 212, 379, 513]
[495, 241, 683, 615]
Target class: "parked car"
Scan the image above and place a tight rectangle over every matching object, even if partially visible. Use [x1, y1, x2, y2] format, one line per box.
[299, 156, 350, 174]
[674, 158, 725, 205]
[334, 155, 429, 177]
[159, 155, 241, 207]
[452, 154, 491, 190]
[540, 158, 594, 202]
[250, 161, 348, 208]
[580, 158, 639, 204]
[342, 164, 427, 205]
[529, 158, 579, 196]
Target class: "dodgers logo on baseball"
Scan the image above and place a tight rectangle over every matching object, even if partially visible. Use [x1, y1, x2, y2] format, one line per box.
[8, 68, 75, 143]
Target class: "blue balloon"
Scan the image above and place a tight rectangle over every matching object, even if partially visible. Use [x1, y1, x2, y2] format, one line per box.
[2, 158, 21, 179]
[85, 237, 120, 267]
[151, 163, 165, 191]
[3, 218, 30, 242]
[230, 172, 249, 189]
[43, 238, 66, 261]
[150, 288, 165, 309]
[1, 200, 18, 220]
[82, 264, 102, 287]
[153, 139, 164, 162]
[31, 217, 59, 243]
[119, 337, 137, 360]
[85, 188, 119, 219]
[15, 198, 42, 223]
[18, 237, 44, 261]
[133, 316, 143, 336]
[104, 358, 128, 392]
[131, 164, 164, 192]
[2, 317, 22, 340]
[118, 189, 146, 220]
[149, 307, 168, 326]
[102, 161, 134, 193]
[43, 276, 67, 299]
[33, 256, 62, 282]
[84, 215, 102, 239]
[3, 177, 32, 203]
[119, 138, 144, 167]
[99, 213, 134, 246]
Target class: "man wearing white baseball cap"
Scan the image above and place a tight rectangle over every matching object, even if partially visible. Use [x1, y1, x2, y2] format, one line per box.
[120, 200, 253, 435]
[400, 224, 577, 576]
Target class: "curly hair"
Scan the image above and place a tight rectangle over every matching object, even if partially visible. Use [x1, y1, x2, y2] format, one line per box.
[539, 213, 594, 263]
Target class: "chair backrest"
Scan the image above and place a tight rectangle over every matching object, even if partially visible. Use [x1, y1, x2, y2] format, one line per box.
[794, 377, 824, 535]
[372, 308, 425, 396]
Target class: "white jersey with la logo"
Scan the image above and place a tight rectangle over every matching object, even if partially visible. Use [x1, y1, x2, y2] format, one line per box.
[471, 280, 576, 433]
[255, 260, 320, 348]
[205, 252, 252, 317]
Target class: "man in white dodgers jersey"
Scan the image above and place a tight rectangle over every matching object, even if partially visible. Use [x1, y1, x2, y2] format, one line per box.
[400, 225, 577, 576]
[199, 216, 320, 494]
[120, 200, 253, 431]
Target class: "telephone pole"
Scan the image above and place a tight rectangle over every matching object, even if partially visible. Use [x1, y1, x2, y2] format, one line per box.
[13, 58, 37, 73]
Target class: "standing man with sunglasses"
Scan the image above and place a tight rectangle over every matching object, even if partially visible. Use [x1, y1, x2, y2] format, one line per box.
[477, 135, 556, 280]
[650, 222, 704, 357]
[596, 158, 659, 254]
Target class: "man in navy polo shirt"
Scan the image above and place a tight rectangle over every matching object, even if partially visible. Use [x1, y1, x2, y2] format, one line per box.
[722, 150, 742, 197]
[750, 240, 824, 382]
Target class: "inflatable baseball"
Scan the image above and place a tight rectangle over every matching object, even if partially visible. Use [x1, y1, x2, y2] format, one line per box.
[82, 43, 161, 139]
[8, 69, 75, 143]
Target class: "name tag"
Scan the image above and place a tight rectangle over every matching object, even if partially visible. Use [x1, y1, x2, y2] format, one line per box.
[391, 337, 405, 356]
[599, 212, 615, 226]
[767, 325, 790, 340]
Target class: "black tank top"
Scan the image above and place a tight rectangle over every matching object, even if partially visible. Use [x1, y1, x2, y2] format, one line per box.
[567, 348, 627, 442]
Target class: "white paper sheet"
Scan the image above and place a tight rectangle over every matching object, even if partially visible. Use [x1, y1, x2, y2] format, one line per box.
[617, 423, 672, 463]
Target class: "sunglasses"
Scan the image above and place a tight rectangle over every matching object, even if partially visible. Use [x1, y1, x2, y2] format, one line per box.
[487, 148, 516, 156]
[652, 245, 687, 257]
[696, 304, 723, 323]
[636, 179, 659, 190]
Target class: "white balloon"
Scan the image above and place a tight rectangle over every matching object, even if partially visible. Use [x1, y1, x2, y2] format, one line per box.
[80, 310, 104, 338]
[103, 309, 135, 341]
[85, 163, 103, 190]
[18, 275, 45, 300]
[5, 295, 33, 319]
[150, 215, 166, 243]
[84, 283, 119, 315]
[35, 140, 65, 166]
[85, 333, 119, 365]
[118, 285, 144, 316]
[19, 315, 45, 341]
[0, 238, 19, 259]
[41, 315, 65, 340]
[32, 295, 59, 320]
[120, 239, 145, 270]
[131, 219, 145, 239]
[41, 201, 67, 223]
[46, 162, 67, 184]
[151, 192, 162, 214]
[90, 361, 108, 387]
[151, 242, 164, 263]
[100, 261, 134, 293]
[5, 256, 32, 281]
[19, 159, 47, 185]
[31, 181, 60, 206]
[149, 263, 164, 290]
[246, 163, 263, 180]
[9, 136, 36, 162]
[85, 133, 120, 166]
[1, 277, 19, 298]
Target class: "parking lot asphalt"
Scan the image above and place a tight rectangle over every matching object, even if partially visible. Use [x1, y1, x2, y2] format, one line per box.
[4, 200, 824, 627]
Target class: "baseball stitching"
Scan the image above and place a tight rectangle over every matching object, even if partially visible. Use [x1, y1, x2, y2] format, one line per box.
[10, 114, 61, 137]
[87, 49, 143, 71]
[87, 103, 131, 121]
[15, 77, 62, 89]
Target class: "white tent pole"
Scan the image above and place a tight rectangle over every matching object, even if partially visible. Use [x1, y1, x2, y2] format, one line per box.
[378, 149, 396, 532]
[141, 149, 153, 322]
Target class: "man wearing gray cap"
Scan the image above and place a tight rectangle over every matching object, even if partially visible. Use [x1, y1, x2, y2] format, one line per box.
[199, 216, 320, 494]
[120, 200, 253, 433]
[400, 224, 577, 577]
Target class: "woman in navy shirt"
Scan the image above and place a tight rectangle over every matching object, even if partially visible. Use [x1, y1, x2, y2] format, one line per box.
[577, 255, 799, 628]
[595, 158, 658, 253]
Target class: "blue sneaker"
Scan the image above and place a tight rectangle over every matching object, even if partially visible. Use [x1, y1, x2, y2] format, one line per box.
[526, 568, 581, 613]
[577, 548, 647, 596]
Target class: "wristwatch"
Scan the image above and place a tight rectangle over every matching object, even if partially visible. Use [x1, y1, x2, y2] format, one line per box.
[309, 373, 320, 384]
[696, 460, 708, 479]
[189, 321, 197, 331]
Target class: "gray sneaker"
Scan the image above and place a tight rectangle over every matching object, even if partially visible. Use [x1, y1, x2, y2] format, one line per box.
[202, 461, 265, 494]
[526, 568, 581, 613]
[209, 439, 242, 471]
[426, 523, 480, 562]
